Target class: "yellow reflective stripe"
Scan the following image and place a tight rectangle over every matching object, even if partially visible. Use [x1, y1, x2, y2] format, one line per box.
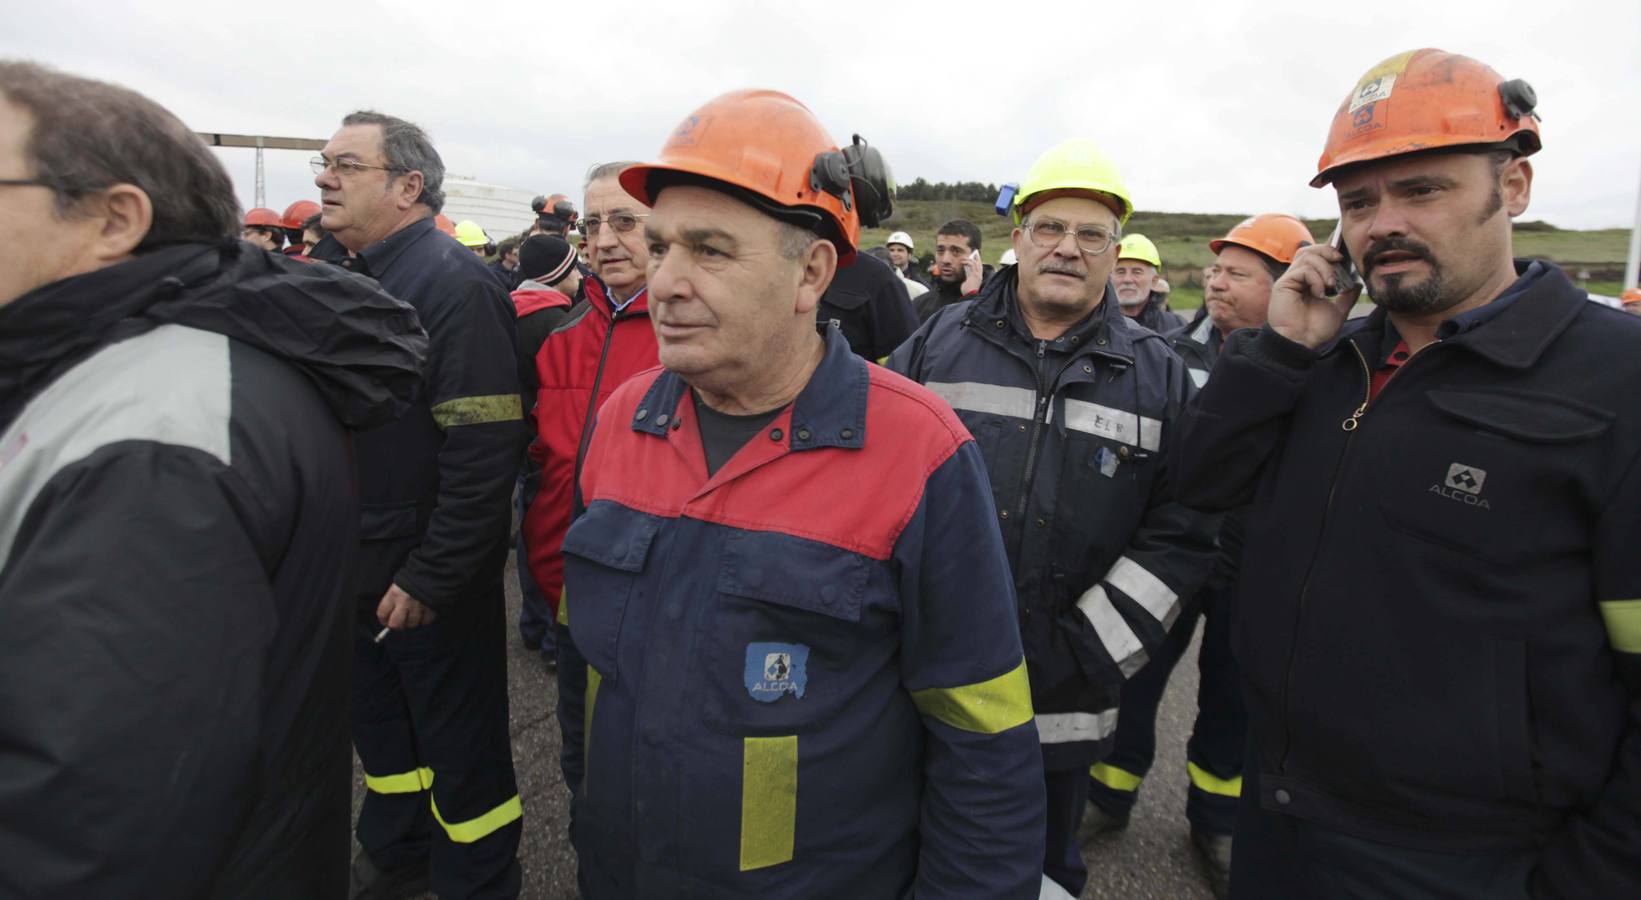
[584, 665, 602, 774]
[910, 659, 1034, 734]
[431, 793, 522, 844]
[430, 394, 523, 429]
[1188, 761, 1243, 798]
[557, 587, 569, 626]
[740, 736, 797, 871]
[1089, 762, 1143, 793]
[1599, 599, 1641, 653]
[364, 766, 433, 794]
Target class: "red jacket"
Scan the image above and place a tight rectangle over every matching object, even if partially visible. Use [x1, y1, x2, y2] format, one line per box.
[522, 277, 657, 614]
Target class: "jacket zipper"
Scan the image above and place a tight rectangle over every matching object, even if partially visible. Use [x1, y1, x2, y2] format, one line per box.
[1013, 339, 1052, 518]
[572, 304, 638, 492]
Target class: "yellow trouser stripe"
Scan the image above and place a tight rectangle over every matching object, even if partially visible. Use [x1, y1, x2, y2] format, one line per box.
[740, 736, 797, 871]
[1188, 761, 1243, 798]
[430, 394, 523, 429]
[1599, 599, 1641, 653]
[584, 665, 602, 788]
[557, 587, 569, 626]
[910, 659, 1034, 734]
[1089, 762, 1143, 792]
[364, 766, 434, 794]
[431, 793, 523, 843]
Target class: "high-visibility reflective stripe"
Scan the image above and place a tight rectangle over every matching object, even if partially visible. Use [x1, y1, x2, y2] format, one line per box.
[584, 665, 601, 768]
[925, 381, 1036, 421]
[1039, 873, 1078, 899]
[431, 793, 523, 844]
[1035, 710, 1118, 745]
[911, 659, 1034, 734]
[364, 766, 434, 795]
[1089, 762, 1143, 792]
[557, 587, 569, 626]
[1075, 585, 1147, 676]
[1189, 368, 1209, 388]
[430, 394, 523, 429]
[740, 736, 797, 871]
[1188, 761, 1243, 798]
[1105, 556, 1179, 626]
[1063, 399, 1162, 451]
[1600, 599, 1641, 653]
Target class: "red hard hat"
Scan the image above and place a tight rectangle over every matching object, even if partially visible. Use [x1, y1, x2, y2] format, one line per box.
[1313, 48, 1542, 188]
[243, 207, 283, 228]
[281, 199, 321, 230]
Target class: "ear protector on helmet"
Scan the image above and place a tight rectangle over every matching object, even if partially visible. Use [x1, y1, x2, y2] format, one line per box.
[809, 134, 895, 228]
[1498, 78, 1539, 122]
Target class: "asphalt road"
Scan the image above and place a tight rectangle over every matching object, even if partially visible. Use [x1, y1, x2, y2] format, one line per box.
[353, 550, 1218, 900]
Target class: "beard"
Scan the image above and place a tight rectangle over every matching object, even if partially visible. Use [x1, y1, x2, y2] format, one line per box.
[1365, 237, 1450, 315]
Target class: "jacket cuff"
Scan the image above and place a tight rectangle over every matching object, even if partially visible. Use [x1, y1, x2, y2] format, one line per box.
[1239, 325, 1320, 376]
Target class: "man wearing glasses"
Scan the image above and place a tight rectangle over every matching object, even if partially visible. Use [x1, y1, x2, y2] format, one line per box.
[518, 161, 661, 818]
[310, 111, 527, 900]
[889, 138, 1218, 899]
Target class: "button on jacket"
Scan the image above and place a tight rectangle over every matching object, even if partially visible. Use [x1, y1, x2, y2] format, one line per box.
[564, 329, 1046, 899]
[888, 269, 1219, 772]
[1173, 262, 1641, 898]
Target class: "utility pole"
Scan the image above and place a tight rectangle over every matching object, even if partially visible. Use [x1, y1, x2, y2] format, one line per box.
[1626, 152, 1641, 291]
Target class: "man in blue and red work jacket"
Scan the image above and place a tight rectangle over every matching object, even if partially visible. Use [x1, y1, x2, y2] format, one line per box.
[558, 88, 1047, 899]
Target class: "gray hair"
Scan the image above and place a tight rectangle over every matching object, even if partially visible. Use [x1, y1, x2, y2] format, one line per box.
[341, 110, 445, 214]
[584, 160, 640, 193]
[0, 60, 240, 250]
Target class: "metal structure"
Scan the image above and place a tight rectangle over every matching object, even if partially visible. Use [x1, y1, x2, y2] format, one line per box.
[195, 132, 327, 208]
[1627, 152, 1641, 293]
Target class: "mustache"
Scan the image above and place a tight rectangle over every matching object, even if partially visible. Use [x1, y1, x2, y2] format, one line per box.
[1363, 237, 1434, 273]
[1036, 264, 1085, 278]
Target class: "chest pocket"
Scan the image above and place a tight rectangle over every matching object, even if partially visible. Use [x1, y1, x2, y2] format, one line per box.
[704, 530, 878, 736]
[1053, 395, 1159, 572]
[561, 501, 662, 683]
[1376, 388, 1611, 564]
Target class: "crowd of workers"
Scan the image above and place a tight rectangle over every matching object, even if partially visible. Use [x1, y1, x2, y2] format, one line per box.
[0, 44, 1638, 900]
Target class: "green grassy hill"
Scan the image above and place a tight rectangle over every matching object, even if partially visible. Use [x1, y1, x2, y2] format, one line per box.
[864, 200, 1633, 310]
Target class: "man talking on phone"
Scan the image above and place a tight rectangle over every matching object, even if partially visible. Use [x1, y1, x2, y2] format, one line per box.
[1174, 49, 1641, 898]
[915, 218, 990, 321]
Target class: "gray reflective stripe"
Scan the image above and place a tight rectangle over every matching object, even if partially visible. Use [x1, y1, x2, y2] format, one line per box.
[1189, 368, 1210, 388]
[924, 381, 1035, 420]
[1191, 315, 1215, 345]
[1075, 585, 1148, 676]
[1062, 399, 1161, 451]
[0, 325, 232, 568]
[1040, 874, 1079, 900]
[1105, 556, 1180, 626]
[1035, 709, 1119, 744]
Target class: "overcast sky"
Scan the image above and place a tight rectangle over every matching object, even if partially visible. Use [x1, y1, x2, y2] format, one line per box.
[7, 0, 1638, 229]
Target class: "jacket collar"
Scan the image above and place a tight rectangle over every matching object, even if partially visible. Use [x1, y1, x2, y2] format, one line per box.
[631, 325, 866, 452]
[583, 275, 649, 322]
[964, 266, 1140, 363]
[1333, 260, 1584, 371]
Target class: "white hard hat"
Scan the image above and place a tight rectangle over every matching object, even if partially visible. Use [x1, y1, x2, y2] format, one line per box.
[999, 248, 1018, 266]
[886, 231, 914, 250]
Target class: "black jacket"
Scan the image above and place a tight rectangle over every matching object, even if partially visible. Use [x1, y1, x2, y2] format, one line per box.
[817, 252, 920, 360]
[1174, 262, 1641, 897]
[914, 264, 996, 323]
[1126, 291, 1188, 334]
[0, 242, 425, 897]
[889, 269, 1219, 771]
[315, 216, 526, 608]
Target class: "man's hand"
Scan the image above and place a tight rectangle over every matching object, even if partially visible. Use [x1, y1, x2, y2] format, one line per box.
[1268, 244, 1362, 350]
[378, 583, 437, 630]
[961, 252, 984, 296]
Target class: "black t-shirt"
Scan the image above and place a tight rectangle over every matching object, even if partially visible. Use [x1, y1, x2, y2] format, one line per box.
[692, 391, 785, 476]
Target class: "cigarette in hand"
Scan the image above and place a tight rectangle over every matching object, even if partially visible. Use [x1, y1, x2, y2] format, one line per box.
[374, 626, 391, 643]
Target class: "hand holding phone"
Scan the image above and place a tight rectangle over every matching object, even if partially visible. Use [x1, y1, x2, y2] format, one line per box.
[961, 249, 984, 296]
[1323, 224, 1362, 298]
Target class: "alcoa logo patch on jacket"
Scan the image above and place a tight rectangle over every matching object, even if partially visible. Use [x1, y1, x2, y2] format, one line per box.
[745, 642, 809, 702]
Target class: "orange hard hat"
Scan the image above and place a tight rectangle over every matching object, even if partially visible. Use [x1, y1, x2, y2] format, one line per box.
[1313, 48, 1542, 188]
[619, 89, 893, 263]
[1209, 213, 1315, 266]
[243, 207, 283, 228]
[1622, 287, 1641, 307]
[433, 213, 457, 236]
[281, 199, 321, 230]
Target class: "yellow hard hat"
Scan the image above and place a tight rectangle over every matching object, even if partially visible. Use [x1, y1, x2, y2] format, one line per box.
[1011, 138, 1133, 225]
[453, 219, 489, 248]
[1117, 234, 1161, 268]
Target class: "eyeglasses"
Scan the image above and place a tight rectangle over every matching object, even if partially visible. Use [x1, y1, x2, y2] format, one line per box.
[0, 178, 57, 190]
[309, 155, 403, 177]
[1024, 218, 1119, 255]
[576, 212, 649, 237]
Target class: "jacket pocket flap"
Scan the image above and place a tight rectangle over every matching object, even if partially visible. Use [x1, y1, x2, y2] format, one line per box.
[360, 502, 421, 541]
[1427, 389, 1612, 444]
[717, 530, 867, 622]
[561, 501, 660, 572]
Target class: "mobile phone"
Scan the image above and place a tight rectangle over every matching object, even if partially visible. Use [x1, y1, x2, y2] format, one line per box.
[1324, 223, 1362, 297]
[969, 250, 981, 263]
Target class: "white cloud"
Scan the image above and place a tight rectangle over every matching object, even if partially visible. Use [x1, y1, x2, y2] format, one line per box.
[5, 0, 1637, 228]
